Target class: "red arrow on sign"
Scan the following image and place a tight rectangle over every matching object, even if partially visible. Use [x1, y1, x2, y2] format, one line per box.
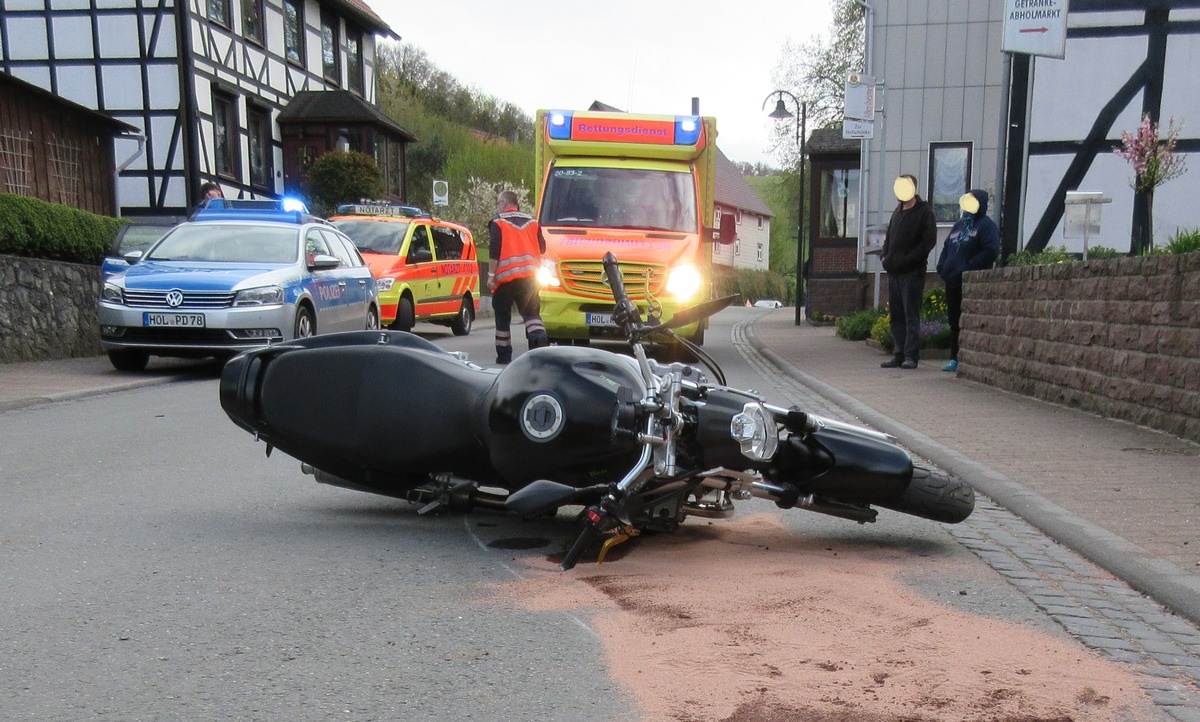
[1020, 26, 1050, 33]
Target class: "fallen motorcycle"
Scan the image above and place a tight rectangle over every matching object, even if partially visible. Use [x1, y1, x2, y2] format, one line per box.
[220, 252, 974, 570]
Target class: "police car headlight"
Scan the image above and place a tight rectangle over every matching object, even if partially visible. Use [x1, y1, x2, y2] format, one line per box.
[376, 277, 395, 292]
[537, 259, 560, 288]
[101, 283, 124, 304]
[233, 285, 285, 307]
[666, 264, 702, 301]
[730, 402, 778, 461]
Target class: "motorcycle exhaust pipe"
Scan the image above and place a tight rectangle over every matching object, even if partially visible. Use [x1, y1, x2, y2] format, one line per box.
[751, 481, 878, 524]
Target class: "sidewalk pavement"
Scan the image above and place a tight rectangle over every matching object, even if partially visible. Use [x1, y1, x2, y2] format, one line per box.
[3, 313, 1198, 626]
[747, 309, 1200, 627]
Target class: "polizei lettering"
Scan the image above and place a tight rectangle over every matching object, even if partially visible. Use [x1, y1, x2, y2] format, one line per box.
[317, 285, 344, 301]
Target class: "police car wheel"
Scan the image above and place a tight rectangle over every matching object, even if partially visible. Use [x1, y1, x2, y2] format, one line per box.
[366, 306, 380, 331]
[451, 299, 472, 336]
[294, 306, 316, 338]
[108, 349, 149, 372]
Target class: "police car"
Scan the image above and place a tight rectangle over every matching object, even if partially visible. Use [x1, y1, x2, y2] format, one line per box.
[98, 199, 379, 371]
[328, 204, 479, 335]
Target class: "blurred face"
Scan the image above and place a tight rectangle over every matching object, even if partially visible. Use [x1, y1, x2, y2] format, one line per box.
[205, 188, 223, 200]
[960, 193, 980, 215]
[893, 176, 916, 203]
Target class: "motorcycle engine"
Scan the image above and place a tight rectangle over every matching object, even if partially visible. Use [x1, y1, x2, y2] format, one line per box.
[488, 346, 647, 487]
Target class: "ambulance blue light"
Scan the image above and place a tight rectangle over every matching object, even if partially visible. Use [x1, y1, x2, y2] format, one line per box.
[548, 111, 573, 140]
[674, 116, 702, 145]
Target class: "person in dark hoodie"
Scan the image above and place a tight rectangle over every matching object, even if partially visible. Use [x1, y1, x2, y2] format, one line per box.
[880, 174, 938, 369]
[936, 189, 1000, 372]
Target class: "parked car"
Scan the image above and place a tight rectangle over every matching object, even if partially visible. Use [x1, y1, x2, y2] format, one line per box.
[101, 216, 186, 280]
[98, 199, 379, 371]
[754, 299, 784, 309]
[329, 204, 479, 335]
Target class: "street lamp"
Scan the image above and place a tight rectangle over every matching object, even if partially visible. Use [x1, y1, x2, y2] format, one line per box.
[763, 90, 807, 326]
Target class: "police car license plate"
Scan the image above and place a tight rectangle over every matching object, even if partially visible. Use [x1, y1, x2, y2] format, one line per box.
[585, 313, 615, 327]
[144, 312, 205, 327]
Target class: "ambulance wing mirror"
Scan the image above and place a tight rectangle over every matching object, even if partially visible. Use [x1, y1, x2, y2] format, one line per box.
[706, 212, 736, 245]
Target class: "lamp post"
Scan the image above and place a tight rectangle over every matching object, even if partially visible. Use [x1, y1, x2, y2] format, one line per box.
[763, 91, 807, 326]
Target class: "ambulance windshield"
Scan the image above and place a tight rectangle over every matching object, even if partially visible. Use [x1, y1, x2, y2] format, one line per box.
[540, 167, 696, 233]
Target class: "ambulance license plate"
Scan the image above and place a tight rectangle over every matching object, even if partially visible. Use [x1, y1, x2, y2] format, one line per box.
[585, 313, 615, 327]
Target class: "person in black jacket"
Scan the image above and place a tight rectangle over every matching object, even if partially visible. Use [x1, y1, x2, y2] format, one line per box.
[936, 189, 1000, 372]
[880, 175, 937, 369]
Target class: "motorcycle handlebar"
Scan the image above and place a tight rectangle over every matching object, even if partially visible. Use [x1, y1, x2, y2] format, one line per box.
[560, 520, 599, 571]
[601, 252, 628, 303]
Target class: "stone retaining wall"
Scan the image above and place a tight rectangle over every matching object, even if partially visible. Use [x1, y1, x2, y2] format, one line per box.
[960, 254, 1200, 444]
[0, 254, 102, 364]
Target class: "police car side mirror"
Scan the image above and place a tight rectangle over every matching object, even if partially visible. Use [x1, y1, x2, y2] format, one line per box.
[123, 250, 144, 265]
[309, 254, 341, 270]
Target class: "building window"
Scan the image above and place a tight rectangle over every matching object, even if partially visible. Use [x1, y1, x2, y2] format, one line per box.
[734, 240, 740, 256]
[213, 92, 238, 180]
[346, 27, 364, 95]
[817, 167, 860, 238]
[248, 106, 272, 190]
[735, 209, 742, 225]
[283, 0, 303, 65]
[929, 142, 972, 224]
[207, 0, 230, 27]
[321, 10, 340, 85]
[757, 243, 764, 262]
[757, 215, 763, 230]
[242, 0, 264, 44]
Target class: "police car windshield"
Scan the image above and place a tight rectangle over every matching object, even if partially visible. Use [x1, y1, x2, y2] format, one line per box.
[146, 224, 299, 263]
[332, 220, 410, 255]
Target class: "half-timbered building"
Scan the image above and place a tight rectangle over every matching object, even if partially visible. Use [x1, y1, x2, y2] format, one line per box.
[0, 0, 408, 217]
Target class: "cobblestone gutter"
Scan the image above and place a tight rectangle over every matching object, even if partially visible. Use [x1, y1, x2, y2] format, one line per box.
[961, 254, 1200, 444]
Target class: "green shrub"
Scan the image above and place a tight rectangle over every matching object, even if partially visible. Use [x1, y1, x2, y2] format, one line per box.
[1006, 244, 1075, 267]
[1087, 245, 1120, 259]
[0, 193, 122, 265]
[922, 287, 947, 322]
[711, 265, 792, 307]
[1164, 228, 1200, 255]
[871, 313, 893, 352]
[303, 150, 384, 217]
[835, 307, 884, 341]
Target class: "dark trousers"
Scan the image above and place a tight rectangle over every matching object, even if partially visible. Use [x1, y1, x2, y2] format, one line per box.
[493, 276, 548, 362]
[888, 269, 926, 362]
[946, 283, 963, 361]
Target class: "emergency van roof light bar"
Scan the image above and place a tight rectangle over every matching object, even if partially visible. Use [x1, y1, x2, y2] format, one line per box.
[545, 110, 704, 146]
[335, 203, 429, 218]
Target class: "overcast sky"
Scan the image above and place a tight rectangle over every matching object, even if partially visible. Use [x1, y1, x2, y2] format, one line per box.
[374, 0, 835, 167]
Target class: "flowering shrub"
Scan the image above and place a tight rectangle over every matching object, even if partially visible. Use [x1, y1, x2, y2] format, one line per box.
[1114, 114, 1187, 193]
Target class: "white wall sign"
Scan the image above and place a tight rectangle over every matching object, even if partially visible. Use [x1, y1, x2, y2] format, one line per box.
[432, 179, 449, 206]
[1002, 0, 1069, 58]
[843, 73, 875, 139]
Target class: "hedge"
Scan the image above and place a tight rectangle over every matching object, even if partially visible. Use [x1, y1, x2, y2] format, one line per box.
[0, 193, 124, 266]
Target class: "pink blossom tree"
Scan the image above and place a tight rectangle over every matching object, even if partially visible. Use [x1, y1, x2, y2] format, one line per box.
[1114, 114, 1188, 254]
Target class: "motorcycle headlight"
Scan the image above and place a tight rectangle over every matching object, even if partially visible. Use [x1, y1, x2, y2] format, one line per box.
[376, 277, 395, 292]
[101, 283, 124, 303]
[537, 258, 560, 288]
[666, 264, 702, 301]
[730, 402, 779, 461]
[233, 285, 285, 307]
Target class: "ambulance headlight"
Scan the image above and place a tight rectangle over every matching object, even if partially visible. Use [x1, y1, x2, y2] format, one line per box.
[665, 264, 702, 301]
[537, 259, 560, 288]
[376, 277, 395, 292]
[730, 402, 778, 461]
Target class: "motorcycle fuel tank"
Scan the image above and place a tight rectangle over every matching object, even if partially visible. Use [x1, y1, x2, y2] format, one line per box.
[488, 346, 646, 487]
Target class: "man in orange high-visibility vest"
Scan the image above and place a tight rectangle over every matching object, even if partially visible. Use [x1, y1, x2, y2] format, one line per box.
[488, 190, 549, 365]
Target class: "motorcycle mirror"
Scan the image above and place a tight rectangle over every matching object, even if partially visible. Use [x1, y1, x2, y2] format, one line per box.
[506, 479, 583, 516]
[658, 294, 741, 331]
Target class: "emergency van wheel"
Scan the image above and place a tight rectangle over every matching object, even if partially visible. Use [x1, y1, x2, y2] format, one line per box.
[108, 349, 149, 372]
[451, 297, 473, 336]
[392, 297, 415, 333]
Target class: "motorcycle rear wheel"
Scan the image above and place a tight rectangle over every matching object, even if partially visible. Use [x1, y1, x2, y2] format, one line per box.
[877, 464, 974, 524]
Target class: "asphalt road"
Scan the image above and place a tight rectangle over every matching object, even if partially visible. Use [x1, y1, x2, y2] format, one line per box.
[1, 308, 1191, 720]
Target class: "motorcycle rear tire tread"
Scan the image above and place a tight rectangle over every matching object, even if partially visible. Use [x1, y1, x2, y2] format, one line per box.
[879, 464, 975, 524]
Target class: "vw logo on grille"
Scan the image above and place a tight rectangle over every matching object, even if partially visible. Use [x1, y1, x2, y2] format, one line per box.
[166, 290, 185, 308]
